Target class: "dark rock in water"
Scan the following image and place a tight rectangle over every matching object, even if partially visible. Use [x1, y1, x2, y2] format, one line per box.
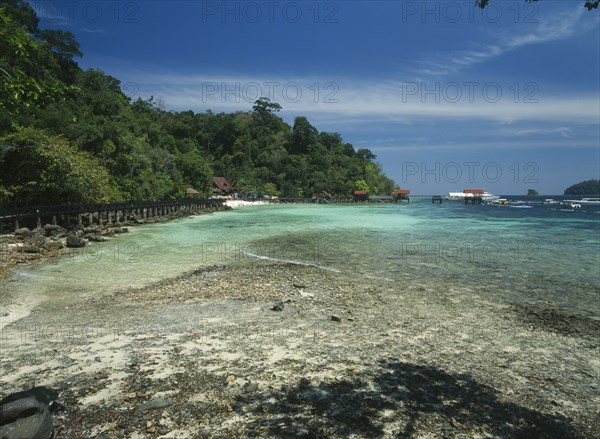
[134, 397, 173, 413]
[331, 315, 342, 322]
[14, 228, 32, 238]
[66, 234, 85, 248]
[100, 228, 115, 236]
[271, 301, 285, 311]
[23, 245, 40, 254]
[0, 387, 58, 439]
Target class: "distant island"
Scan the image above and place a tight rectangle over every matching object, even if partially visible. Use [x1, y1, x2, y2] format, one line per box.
[527, 189, 539, 196]
[564, 180, 600, 196]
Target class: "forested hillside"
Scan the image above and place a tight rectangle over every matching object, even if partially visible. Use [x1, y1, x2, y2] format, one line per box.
[0, 0, 394, 206]
[564, 180, 600, 196]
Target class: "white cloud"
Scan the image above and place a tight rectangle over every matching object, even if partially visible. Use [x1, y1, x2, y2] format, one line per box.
[512, 127, 574, 138]
[122, 72, 598, 125]
[369, 138, 595, 153]
[412, 8, 598, 79]
[81, 28, 107, 35]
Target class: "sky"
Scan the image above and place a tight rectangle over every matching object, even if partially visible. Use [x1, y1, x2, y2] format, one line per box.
[31, 0, 600, 195]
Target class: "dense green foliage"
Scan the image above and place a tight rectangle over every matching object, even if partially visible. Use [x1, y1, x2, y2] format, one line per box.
[354, 180, 369, 192]
[0, 1, 394, 206]
[564, 180, 600, 196]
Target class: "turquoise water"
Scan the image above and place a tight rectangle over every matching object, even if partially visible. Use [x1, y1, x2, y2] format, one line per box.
[7, 200, 600, 317]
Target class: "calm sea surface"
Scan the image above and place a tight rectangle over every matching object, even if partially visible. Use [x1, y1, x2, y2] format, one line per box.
[7, 197, 600, 318]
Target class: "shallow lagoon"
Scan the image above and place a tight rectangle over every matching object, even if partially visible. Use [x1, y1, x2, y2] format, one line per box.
[7, 200, 600, 318]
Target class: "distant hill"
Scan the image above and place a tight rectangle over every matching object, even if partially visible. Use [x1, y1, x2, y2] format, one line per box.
[564, 180, 600, 196]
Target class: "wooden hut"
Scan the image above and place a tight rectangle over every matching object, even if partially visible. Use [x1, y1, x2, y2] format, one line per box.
[353, 190, 369, 202]
[186, 187, 200, 198]
[212, 177, 234, 195]
[391, 188, 411, 203]
[463, 188, 484, 204]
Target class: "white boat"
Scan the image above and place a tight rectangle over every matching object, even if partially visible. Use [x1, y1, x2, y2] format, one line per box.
[561, 201, 582, 209]
[561, 198, 599, 208]
[543, 199, 560, 204]
[448, 191, 498, 202]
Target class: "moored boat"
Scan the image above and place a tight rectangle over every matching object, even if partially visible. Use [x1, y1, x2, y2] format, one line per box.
[448, 191, 498, 202]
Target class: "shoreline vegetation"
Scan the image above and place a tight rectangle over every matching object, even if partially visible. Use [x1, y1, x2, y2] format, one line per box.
[1, 204, 599, 438]
[1, 3, 395, 207]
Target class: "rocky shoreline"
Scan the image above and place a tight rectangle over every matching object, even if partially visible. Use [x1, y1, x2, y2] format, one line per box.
[1, 261, 598, 438]
[0, 205, 228, 283]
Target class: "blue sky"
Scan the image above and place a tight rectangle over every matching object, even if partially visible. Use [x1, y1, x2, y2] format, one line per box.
[32, 0, 600, 195]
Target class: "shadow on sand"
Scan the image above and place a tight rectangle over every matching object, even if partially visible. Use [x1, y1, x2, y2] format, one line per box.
[234, 359, 583, 438]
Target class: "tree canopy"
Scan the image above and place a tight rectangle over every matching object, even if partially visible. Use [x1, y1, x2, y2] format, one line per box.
[0, 2, 394, 206]
[564, 180, 600, 196]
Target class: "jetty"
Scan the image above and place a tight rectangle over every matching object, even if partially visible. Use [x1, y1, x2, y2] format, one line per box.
[0, 199, 223, 232]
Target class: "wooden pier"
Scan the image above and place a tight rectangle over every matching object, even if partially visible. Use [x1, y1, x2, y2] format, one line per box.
[0, 198, 223, 232]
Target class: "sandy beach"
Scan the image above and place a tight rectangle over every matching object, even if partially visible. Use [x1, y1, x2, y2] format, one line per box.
[224, 200, 272, 209]
[1, 259, 598, 438]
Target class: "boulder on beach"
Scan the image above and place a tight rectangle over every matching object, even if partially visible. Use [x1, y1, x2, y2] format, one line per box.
[29, 236, 46, 246]
[66, 234, 85, 248]
[83, 225, 99, 234]
[271, 301, 285, 311]
[14, 228, 32, 239]
[0, 386, 59, 439]
[44, 241, 64, 251]
[134, 397, 173, 413]
[43, 224, 67, 237]
[85, 234, 106, 242]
